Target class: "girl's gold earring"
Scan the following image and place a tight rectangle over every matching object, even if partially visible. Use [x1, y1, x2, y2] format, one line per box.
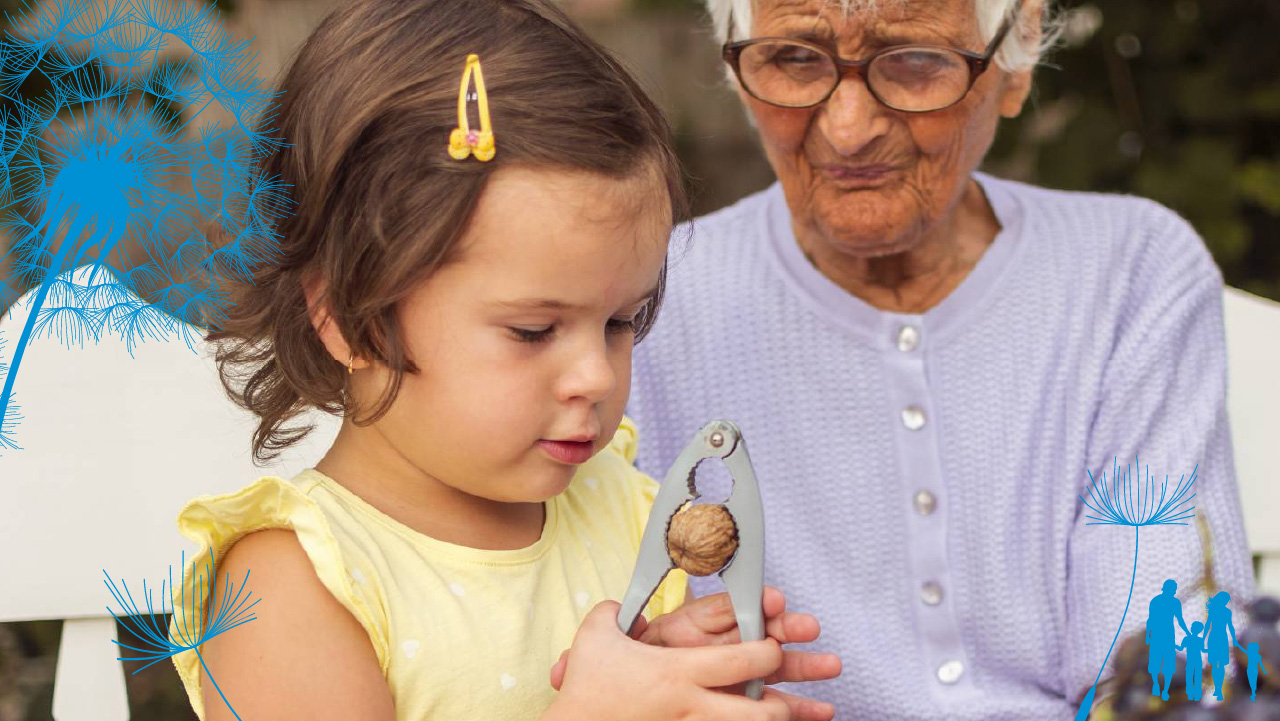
[341, 354, 354, 411]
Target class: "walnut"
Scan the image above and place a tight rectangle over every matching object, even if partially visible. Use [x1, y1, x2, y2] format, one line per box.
[666, 503, 739, 576]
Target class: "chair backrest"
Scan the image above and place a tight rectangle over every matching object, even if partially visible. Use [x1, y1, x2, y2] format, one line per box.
[1223, 286, 1280, 597]
[0, 265, 339, 720]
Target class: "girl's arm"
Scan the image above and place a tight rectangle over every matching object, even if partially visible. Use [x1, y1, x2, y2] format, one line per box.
[201, 529, 396, 721]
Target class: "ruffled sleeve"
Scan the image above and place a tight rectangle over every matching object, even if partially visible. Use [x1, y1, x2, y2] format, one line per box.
[609, 416, 690, 617]
[167, 476, 389, 720]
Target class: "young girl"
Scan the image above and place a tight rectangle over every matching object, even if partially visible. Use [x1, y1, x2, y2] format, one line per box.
[1246, 641, 1268, 701]
[1178, 621, 1205, 700]
[166, 0, 840, 720]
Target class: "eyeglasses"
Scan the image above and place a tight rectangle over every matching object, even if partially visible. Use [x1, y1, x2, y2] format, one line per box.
[721, 1, 1021, 113]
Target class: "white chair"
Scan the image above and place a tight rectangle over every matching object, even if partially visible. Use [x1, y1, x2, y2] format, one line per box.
[0, 265, 338, 721]
[1, 269, 1276, 719]
[1223, 286, 1280, 597]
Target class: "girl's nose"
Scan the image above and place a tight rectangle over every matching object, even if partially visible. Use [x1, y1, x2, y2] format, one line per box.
[558, 339, 616, 404]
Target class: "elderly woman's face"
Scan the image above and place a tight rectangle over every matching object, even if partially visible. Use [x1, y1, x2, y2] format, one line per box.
[743, 0, 1033, 256]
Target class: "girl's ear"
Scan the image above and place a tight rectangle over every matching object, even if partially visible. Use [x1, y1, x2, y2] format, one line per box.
[302, 270, 360, 369]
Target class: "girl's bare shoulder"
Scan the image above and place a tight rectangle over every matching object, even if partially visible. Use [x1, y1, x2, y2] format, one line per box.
[199, 529, 396, 721]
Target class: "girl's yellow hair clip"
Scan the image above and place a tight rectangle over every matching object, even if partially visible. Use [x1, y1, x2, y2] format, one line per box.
[448, 54, 495, 162]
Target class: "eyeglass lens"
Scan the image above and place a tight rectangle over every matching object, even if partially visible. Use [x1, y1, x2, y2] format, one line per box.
[738, 42, 973, 111]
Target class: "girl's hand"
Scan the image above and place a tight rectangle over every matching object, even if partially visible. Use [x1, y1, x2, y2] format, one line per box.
[551, 589, 841, 721]
[544, 600, 792, 721]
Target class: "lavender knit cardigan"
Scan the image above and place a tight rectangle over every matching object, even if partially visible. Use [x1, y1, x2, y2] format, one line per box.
[626, 173, 1256, 720]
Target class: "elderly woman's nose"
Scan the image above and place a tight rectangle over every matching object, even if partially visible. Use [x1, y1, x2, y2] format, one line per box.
[818, 76, 892, 155]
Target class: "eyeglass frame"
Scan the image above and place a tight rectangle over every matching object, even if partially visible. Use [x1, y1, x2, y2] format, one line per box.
[720, 0, 1023, 113]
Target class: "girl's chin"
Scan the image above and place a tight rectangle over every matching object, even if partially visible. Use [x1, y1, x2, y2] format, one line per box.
[518, 467, 577, 502]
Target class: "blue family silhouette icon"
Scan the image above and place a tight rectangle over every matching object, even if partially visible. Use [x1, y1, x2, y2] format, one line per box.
[1146, 579, 1190, 701]
[1246, 642, 1269, 702]
[1179, 621, 1206, 701]
[1140, 581, 1256, 704]
[1203, 590, 1246, 701]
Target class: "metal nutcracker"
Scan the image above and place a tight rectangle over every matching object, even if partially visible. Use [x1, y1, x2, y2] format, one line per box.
[616, 419, 766, 700]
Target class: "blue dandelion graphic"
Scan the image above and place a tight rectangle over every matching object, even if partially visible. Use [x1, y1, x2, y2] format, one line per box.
[0, 0, 289, 453]
[1073, 456, 1198, 721]
[105, 549, 258, 721]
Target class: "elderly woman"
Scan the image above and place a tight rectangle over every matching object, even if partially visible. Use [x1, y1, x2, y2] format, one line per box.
[625, 0, 1257, 718]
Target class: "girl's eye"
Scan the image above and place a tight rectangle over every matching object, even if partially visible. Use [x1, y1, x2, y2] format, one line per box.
[508, 318, 638, 344]
[607, 317, 638, 336]
[509, 326, 554, 343]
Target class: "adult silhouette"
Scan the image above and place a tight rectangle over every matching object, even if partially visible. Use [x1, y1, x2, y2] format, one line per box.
[1145, 579, 1190, 700]
[1203, 591, 1246, 700]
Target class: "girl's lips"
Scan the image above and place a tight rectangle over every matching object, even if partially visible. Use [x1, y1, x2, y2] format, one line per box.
[538, 439, 595, 464]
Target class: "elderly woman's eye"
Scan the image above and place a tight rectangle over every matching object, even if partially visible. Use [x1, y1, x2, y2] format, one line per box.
[879, 50, 956, 81]
[773, 45, 822, 65]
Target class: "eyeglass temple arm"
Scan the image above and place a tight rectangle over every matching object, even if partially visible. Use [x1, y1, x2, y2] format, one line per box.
[983, 0, 1024, 57]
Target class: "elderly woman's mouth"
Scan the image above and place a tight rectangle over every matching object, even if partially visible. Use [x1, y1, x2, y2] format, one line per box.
[817, 163, 900, 188]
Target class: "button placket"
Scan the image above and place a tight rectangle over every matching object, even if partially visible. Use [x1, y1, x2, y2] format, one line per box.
[901, 405, 926, 430]
[937, 660, 964, 684]
[920, 581, 944, 606]
[914, 490, 937, 515]
[883, 316, 973, 695]
[897, 324, 920, 352]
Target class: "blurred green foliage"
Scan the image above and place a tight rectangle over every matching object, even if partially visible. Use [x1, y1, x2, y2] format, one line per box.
[985, 0, 1279, 300]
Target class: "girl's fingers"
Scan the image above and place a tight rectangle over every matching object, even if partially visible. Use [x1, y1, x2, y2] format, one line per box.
[701, 688, 792, 721]
[625, 612, 650, 639]
[761, 687, 836, 721]
[549, 649, 569, 690]
[642, 587, 819, 650]
[766, 610, 821, 645]
[641, 593, 740, 646]
[762, 586, 787, 617]
[760, 650, 843, 685]
[684, 639, 784, 688]
[694, 586, 787, 635]
[696, 609, 822, 647]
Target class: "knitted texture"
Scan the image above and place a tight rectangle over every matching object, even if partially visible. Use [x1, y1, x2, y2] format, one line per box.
[627, 174, 1256, 720]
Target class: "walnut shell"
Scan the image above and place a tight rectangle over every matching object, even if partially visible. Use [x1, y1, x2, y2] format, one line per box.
[666, 503, 738, 576]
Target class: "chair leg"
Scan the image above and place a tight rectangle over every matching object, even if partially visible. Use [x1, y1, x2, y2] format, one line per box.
[52, 617, 128, 721]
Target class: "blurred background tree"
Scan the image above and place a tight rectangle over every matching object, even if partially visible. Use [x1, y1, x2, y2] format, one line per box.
[0, 0, 1276, 719]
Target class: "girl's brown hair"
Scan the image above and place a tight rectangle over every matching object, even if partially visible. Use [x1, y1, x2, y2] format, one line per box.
[207, 0, 689, 463]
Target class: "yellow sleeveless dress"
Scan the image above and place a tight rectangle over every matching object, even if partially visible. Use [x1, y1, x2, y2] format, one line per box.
[168, 416, 687, 720]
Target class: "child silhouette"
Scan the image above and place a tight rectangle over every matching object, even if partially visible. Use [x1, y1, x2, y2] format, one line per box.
[1179, 621, 1206, 701]
[1246, 642, 1269, 702]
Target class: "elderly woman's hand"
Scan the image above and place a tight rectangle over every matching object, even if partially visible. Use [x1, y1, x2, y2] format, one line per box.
[551, 586, 842, 721]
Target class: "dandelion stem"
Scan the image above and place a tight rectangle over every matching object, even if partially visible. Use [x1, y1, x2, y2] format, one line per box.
[1095, 525, 1140, 688]
[1076, 525, 1140, 721]
[195, 644, 244, 721]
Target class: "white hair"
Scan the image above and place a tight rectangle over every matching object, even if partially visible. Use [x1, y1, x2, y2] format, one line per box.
[706, 0, 1060, 73]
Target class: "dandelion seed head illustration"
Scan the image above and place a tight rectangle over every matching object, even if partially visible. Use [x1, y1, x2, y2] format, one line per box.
[105, 548, 258, 721]
[1080, 456, 1198, 528]
[0, 0, 288, 453]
